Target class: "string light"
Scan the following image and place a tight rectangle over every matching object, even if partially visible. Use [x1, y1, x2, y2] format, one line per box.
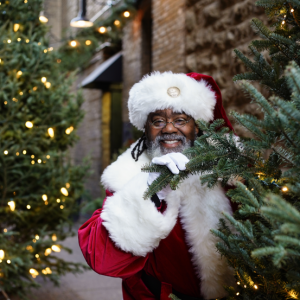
[66, 183, 70, 188]
[44, 248, 52, 256]
[46, 155, 50, 159]
[12, 97, 18, 102]
[85, 40, 92, 45]
[17, 38, 21, 42]
[35, 235, 39, 240]
[60, 205, 64, 209]
[291, 8, 294, 12]
[236, 292, 240, 295]
[31, 155, 35, 158]
[13, 24, 20, 32]
[123, 11, 130, 17]
[31, 160, 35, 165]
[57, 199, 61, 203]
[29, 268, 39, 278]
[44, 49, 47, 53]
[16, 70, 22, 78]
[45, 82, 51, 88]
[3, 229, 7, 233]
[8, 201, 15, 211]
[51, 245, 61, 252]
[42, 194, 47, 201]
[254, 285, 258, 289]
[4, 101, 7, 105]
[42, 267, 52, 274]
[35, 254, 39, 258]
[114, 20, 120, 26]
[19, 91, 23, 95]
[32, 239, 36, 243]
[282, 20, 285, 25]
[48, 47, 53, 51]
[65, 126, 74, 134]
[4, 150, 8, 155]
[26, 39, 29, 43]
[45, 201, 48, 205]
[25, 121, 33, 128]
[7, 39, 11, 43]
[23, 150, 27, 154]
[52, 234, 57, 241]
[70, 40, 77, 47]
[38, 159, 42, 163]
[57, 59, 61, 63]
[7, 260, 11, 264]
[16, 152, 19, 156]
[27, 205, 31, 209]
[237, 282, 240, 285]
[0, 250, 5, 260]
[60, 187, 68, 196]
[41, 77, 47, 83]
[26, 245, 33, 251]
[98, 26, 107, 34]
[39, 15, 48, 23]
[282, 186, 288, 192]
[48, 128, 54, 138]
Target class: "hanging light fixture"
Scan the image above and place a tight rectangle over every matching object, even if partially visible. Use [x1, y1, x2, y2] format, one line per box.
[70, 0, 93, 28]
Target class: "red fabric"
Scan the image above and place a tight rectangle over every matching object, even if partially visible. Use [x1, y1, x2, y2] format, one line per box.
[186, 72, 234, 131]
[78, 190, 202, 300]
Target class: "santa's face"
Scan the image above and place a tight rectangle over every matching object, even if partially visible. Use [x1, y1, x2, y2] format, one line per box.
[145, 108, 199, 158]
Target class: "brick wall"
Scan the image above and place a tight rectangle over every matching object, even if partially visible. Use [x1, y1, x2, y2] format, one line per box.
[185, 0, 265, 134]
[152, 0, 186, 73]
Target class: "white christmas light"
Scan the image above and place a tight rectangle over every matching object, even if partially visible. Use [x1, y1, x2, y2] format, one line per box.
[70, 40, 77, 47]
[0, 250, 5, 260]
[123, 11, 130, 17]
[44, 248, 52, 256]
[60, 187, 68, 196]
[25, 121, 33, 128]
[41, 77, 47, 83]
[99, 26, 107, 34]
[4, 150, 8, 155]
[51, 245, 61, 252]
[48, 128, 54, 138]
[8, 201, 15, 211]
[13, 24, 20, 32]
[42, 194, 47, 201]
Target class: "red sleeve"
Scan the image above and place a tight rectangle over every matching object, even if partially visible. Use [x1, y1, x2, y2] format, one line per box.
[78, 190, 148, 279]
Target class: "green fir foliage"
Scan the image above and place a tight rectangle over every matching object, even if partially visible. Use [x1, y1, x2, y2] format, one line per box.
[0, 0, 89, 298]
[145, 1, 300, 298]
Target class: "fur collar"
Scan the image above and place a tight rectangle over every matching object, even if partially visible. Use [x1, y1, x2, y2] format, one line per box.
[100, 145, 235, 299]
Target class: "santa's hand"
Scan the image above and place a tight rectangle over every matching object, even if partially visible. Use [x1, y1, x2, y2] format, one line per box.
[147, 172, 172, 200]
[152, 153, 189, 175]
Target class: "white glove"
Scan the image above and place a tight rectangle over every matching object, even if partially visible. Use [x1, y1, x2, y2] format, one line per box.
[147, 153, 189, 200]
[152, 153, 189, 175]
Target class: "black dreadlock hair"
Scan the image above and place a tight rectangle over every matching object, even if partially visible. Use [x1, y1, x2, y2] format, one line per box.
[131, 132, 147, 161]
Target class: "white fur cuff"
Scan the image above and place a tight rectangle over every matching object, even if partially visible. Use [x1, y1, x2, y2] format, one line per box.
[101, 173, 180, 257]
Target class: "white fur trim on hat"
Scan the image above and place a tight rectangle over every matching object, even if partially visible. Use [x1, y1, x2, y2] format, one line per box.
[128, 71, 217, 131]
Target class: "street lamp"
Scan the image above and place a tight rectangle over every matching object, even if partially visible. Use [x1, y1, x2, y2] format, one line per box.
[70, 0, 93, 28]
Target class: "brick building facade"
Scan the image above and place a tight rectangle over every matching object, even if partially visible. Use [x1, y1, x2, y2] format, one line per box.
[45, 0, 265, 200]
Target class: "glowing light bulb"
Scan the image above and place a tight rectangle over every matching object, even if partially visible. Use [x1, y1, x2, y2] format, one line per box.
[236, 292, 240, 296]
[45, 267, 52, 274]
[42, 194, 47, 201]
[16, 152, 19, 156]
[60, 187, 68, 196]
[4, 150, 8, 155]
[52, 234, 57, 241]
[46, 155, 50, 159]
[282, 186, 288, 192]
[70, 40, 77, 47]
[66, 183, 70, 188]
[13, 24, 20, 32]
[3, 229, 7, 233]
[23, 150, 27, 154]
[291, 8, 295, 12]
[282, 20, 285, 24]
[51, 245, 61, 252]
[0, 250, 5, 259]
[98, 26, 107, 34]
[35, 235, 39, 240]
[44, 49, 47, 53]
[38, 159, 41, 163]
[48, 128, 54, 138]
[44, 248, 52, 256]
[85, 40, 92, 45]
[29, 268, 39, 278]
[7, 39, 11, 44]
[39, 15, 48, 23]
[25, 121, 33, 128]
[114, 20, 120, 26]
[35, 254, 39, 258]
[17, 38, 21, 41]
[45, 82, 51, 88]
[8, 201, 15, 211]
[65, 126, 74, 134]
[254, 285, 258, 289]
[27, 205, 31, 209]
[16, 70, 22, 78]
[7, 260, 11, 264]
[41, 77, 47, 83]
[60, 205, 64, 209]
[57, 199, 61, 203]
[123, 11, 130, 17]
[26, 39, 29, 43]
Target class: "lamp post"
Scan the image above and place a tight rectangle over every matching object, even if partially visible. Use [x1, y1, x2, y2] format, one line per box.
[70, 0, 93, 28]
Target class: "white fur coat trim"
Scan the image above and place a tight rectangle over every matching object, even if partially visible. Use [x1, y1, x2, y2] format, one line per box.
[100, 146, 234, 299]
[128, 71, 216, 131]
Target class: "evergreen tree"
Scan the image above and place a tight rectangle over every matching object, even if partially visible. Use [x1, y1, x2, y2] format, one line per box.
[0, 0, 88, 298]
[145, 1, 300, 298]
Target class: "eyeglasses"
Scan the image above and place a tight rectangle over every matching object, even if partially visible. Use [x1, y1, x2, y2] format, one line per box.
[150, 118, 192, 129]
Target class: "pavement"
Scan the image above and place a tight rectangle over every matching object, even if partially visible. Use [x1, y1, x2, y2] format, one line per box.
[8, 222, 122, 300]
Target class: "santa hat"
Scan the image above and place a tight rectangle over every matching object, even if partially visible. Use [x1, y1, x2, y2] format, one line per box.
[128, 71, 234, 131]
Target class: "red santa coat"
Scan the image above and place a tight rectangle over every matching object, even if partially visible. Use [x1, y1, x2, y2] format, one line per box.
[78, 143, 235, 300]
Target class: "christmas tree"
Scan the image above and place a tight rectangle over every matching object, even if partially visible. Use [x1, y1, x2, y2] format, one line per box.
[0, 0, 88, 298]
[145, 0, 300, 298]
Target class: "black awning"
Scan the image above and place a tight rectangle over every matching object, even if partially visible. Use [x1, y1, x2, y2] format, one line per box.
[81, 52, 122, 89]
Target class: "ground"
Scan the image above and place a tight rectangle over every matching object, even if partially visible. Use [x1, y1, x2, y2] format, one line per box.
[7, 223, 122, 300]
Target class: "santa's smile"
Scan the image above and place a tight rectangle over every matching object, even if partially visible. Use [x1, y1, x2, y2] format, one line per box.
[160, 140, 182, 148]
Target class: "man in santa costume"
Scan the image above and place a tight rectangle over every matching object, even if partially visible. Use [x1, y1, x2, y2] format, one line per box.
[78, 72, 236, 300]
